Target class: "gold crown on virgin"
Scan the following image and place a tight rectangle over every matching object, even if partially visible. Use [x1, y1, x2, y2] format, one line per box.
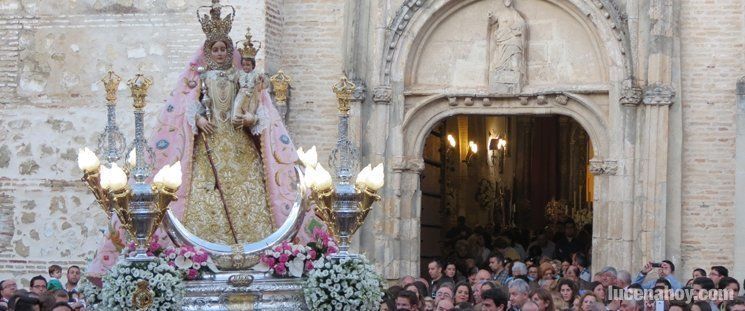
[237, 27, 261, 58]
[198, 0, 235, 41]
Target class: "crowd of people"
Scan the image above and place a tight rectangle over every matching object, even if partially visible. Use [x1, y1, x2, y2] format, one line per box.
[2, 219, 744, 311]
[0, 265, 84, 311]
[381, 219, 745, 311]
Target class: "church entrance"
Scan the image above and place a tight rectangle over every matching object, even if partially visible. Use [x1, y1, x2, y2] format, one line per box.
[418, 114, 594, 277]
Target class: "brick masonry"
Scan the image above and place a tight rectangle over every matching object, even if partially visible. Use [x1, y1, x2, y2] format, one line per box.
[678, 0, 744, 276]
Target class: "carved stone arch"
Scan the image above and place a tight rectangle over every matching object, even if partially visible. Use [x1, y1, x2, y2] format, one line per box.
[401, 94, 610, 159]
[382, 0, 634, 85]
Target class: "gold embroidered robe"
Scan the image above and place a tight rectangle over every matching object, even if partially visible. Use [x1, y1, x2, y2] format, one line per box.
[182, 69, 274, 245]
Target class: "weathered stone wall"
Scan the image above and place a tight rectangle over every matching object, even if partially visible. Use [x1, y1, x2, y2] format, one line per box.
[0, 0, 272, 284]
[678, 0, 744, 276]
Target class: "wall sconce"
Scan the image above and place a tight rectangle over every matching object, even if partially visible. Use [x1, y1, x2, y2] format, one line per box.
[447, 134, 457, 149]
[489, 135, 507, 173]
[464, 141, 478, 165]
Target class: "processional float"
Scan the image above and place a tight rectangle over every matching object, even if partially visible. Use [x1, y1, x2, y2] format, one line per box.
[78, 2, 384, 310]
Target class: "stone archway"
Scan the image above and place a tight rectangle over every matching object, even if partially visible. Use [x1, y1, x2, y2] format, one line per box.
[362, 0, 676, 279]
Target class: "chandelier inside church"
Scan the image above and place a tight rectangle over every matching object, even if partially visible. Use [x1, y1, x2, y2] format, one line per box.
[77, 71, 182, 262]
[297, 76, 385, 259]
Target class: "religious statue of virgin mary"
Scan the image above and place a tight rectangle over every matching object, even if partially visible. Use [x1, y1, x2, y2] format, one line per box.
[87, 0, 315, 276]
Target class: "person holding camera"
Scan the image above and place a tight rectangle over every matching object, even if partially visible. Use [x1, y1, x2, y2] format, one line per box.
[632, 261, 683, 289]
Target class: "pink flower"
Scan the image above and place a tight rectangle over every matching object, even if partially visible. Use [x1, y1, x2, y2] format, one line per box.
[149, 242, 161, 252]
[262, 256, 276, 267]
[305, 260, 314, 271]
[279, 254, 289, 263]
[308, 249, 317, 260]
[282, 243, 292, 251]
[274, 263, 287, 275]
[187, 269, 199, 280]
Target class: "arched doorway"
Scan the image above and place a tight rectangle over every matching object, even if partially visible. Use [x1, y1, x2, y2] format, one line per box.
[363, 0, 675, 280]
[419, 114, 595, 276]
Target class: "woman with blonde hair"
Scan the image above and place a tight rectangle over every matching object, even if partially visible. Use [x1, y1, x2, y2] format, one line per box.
[538, 262, 557, 289]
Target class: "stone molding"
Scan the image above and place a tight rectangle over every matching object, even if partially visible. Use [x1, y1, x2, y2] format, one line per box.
[620, 80, 643, 106]
[373, 85, 393, 104]
[589, 158, 619, 175]
[383, 0, 426, 81]
[391, 156, 425, 173]
[737, 75, 745, 95]
[441, 93, 572, 107]
[351, 78, 367, 103]
[643, 83, 675, 106]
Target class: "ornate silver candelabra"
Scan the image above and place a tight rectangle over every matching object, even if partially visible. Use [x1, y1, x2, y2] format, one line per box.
[79, 73, 182, 262]
[297, 76, 384, 259]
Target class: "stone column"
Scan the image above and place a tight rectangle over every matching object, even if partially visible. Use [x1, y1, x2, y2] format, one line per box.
[735, 77, 745, 279]
[635, 83, 675, 265]
[391, 156, 425, 278]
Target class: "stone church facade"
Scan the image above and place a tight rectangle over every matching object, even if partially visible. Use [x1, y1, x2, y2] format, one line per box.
[0, 0, 743, 283]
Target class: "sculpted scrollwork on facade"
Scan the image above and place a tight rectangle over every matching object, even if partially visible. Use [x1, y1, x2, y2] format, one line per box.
[589, 159, 619, 175]
[351, 78, 366, 103]
[373, 85, 392, 104]
[487, 0, 527, 94]
[643, 83, 676, 106]
[620, 79, 643, 106]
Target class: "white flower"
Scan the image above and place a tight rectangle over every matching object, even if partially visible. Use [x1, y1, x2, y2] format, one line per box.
[174, 256, 193, 270]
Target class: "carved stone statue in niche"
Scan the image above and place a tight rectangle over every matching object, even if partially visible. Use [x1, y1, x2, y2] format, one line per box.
[488, 0, 527, 94]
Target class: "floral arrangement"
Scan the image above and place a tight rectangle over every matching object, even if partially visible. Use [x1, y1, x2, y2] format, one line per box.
[125, 234, 216, 280]
[162, 245, 217, 280]
[78, 276, 102, 308]
[260, 227, 338, 277]
[95, 258, 185, 311]
[303, 255, 384, 311]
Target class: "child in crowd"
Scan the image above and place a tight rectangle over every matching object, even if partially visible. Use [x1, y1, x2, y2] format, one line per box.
[46, 265, 64, 291]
